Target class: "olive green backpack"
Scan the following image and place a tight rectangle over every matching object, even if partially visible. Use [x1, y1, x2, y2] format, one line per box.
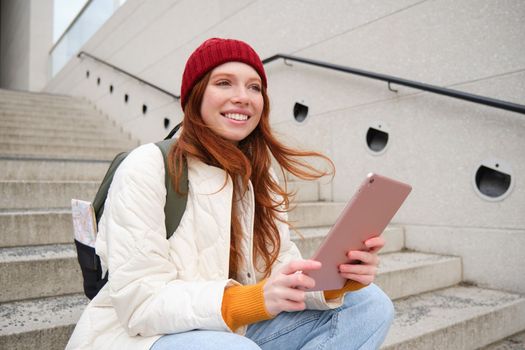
[74, 123, 188, 299]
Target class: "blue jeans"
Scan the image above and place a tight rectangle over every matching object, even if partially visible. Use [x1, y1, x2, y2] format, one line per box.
[150, 284, 394, 350]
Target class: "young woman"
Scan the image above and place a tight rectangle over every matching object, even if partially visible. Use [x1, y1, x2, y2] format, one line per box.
[66, 38, 394, 350]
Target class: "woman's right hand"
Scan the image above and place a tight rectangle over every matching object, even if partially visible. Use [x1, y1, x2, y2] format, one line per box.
[263, 260, 322, 316]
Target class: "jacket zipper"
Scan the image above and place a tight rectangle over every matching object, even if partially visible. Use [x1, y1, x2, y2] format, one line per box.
[246, 181, 256, 284]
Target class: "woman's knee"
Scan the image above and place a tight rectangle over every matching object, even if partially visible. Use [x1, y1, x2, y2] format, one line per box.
[150, 331, 261, 350]
[211, 333, 261, 350]
[363, 284, 395, 324]
[343, 284, 395, 325]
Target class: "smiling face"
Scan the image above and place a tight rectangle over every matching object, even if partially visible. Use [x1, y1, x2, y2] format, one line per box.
[200, 61, 264, 144]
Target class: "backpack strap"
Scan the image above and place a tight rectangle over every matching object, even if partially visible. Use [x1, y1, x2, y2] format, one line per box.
[93, 150, 130, 224]
[155, 124, 188, 240]
[80, 123, 186, 300]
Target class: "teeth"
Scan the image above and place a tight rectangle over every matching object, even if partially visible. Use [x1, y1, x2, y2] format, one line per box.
[224, 113, 249, 121]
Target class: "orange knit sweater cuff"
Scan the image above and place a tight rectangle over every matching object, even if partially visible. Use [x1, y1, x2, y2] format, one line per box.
[323, 280, 365, 300]
[221, 279, 273, 332]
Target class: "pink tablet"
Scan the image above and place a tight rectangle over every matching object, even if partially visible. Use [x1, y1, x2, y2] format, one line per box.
[303, 173, 412, 291]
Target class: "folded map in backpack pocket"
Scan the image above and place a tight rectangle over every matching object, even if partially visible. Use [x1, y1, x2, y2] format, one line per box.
[71, 199, 97, 248]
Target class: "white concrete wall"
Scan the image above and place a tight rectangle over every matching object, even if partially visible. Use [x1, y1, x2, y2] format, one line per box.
[0, 0, 53, 91]
[43, 0, 525, 293]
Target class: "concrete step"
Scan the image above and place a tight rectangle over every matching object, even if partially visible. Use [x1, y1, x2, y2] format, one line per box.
[293, 225, 405, 258]
[0, 203, 381, 247]
[0, 143, 125, 160]
[0, 209, 73, 247]
[0, 97, 82, 107]
[480, 330, 525, 350]
[0, 111, 110, 125]
[288, 201, 345, 228]
[0, 103, 82, 113]
[0, 88, 78, 103]
[288, 180, 319, 202]
[0, 104, 96, 115]
[0, 247, 463, 347]
[0, 244, 83, 302]
[0, 125, 128, 138]
[382, 286, 525, 350]
[0, 114, 118, 129]
[0, 232, 456, 304]
[0, 158, 111, 181]
[1, 201, 346, 247]
[375, 251, 462, 300]
[0, 180, 99, 210]
[0, 293, 88, 350]
[1, 133, 137, 148]
[0, 93, 89, 104]
[0, 98, 77, 107]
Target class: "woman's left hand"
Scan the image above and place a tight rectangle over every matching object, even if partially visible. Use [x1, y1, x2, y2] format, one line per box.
[338, 236, 385, 286]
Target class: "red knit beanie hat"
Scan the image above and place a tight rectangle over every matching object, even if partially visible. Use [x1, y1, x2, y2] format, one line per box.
[180, 38, 267, 109]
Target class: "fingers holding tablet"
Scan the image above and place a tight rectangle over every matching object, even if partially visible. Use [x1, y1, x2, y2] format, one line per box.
[280, 259, 321, 276]
[347, 250, 379, 266]
[338, 249, 380, 285]
[263, 260, 322, 316]
[364, 235, 385, 253]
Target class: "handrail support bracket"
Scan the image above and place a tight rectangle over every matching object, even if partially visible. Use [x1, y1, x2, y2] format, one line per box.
[388, 82, 398, 93]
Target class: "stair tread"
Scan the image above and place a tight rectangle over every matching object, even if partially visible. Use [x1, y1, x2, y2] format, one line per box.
[0, 155, 112, 163]
[0, 294, 88, 336]
[0, 180, 100, 184]
[0, 244, 76, 263]
[0, 208, 71, 215]
[384, 285, 525, 348]
[0, 241, 450, 270]
[0, 152, 117, 161]
[0, 88, 76, 97]
[2, 134, 134, 144]
[379, 251, 460, 273]
[480, 331, 525, 350]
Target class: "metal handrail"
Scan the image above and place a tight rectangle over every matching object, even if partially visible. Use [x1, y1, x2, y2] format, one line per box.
[76, 50, 524, 114]
[77, 51, 180, 100]
[263, 54, 525, 115]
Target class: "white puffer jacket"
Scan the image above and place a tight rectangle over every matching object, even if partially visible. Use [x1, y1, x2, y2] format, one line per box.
[66, 143, 341, 350]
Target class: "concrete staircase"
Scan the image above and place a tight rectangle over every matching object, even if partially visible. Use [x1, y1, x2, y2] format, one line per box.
[1, 89, 524, 349]
[0, 89, 137, 349]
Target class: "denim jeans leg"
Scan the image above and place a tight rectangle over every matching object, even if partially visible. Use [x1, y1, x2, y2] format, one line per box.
[246, 284, 394, 350]
[150, 330, 261, 350]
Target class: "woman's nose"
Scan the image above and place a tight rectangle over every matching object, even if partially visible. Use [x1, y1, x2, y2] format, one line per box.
[231, 86, 250, 104]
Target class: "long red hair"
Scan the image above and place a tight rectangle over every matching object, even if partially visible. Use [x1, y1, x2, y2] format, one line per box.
[168, 71, 334, 279]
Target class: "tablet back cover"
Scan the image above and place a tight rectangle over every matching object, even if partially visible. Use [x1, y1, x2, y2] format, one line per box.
[305, 173, 411, 291]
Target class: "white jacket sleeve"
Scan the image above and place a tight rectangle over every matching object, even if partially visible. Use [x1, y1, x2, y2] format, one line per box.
[97, 144, 233, 337]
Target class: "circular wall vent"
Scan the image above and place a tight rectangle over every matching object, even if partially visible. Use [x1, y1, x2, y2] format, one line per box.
[366, 122, 389, 155]
[473, 159, 513, 201]
[293, 102, 309, 123]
